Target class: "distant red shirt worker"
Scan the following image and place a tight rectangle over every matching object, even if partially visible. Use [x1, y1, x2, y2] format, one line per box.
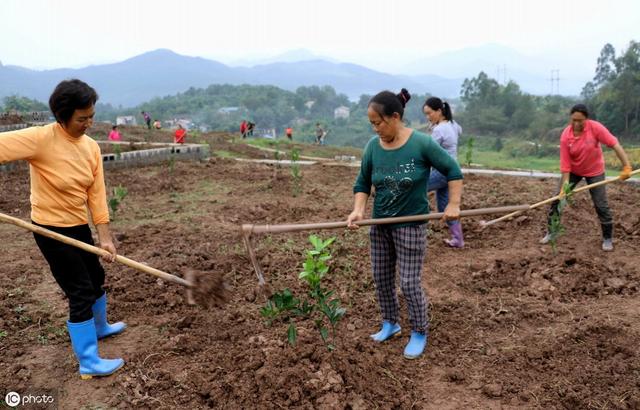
[174, 124, 186, 144]
[108, 125, 121, 141]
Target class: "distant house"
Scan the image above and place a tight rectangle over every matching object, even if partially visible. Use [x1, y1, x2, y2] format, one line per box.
[21, 111, 50, 124]
[304, 100, 315, 110]
[164, 118, 193, 129]
[334, 106, 350, 119]
[176, 119, 192, 130]
[116, 116, 137, 126]
[217, 106, 240, 115]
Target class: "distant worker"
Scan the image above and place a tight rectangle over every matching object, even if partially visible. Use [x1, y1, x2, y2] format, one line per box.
[540, 104, 633, 251]
[0, 79, 125, 379]
[153, 119, 162, 130]
[141, 111, 151, 129]
[108, 125, 121, 142]
[285, 127, 293, 140]
[423, 97, 464, 248]
[320, 129, 328, 145]
[240, 120, 248, 139]
[315, 123, 324, 145]
[174, 124, 186, 144]
[247, 121, 255, 137]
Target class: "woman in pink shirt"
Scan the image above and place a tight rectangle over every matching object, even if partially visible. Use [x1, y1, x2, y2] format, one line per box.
[540, 104, 632, 251]
[107, 125, 121, 141]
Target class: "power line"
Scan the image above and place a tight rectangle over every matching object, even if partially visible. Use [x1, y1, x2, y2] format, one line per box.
[550, 69, 560, 95]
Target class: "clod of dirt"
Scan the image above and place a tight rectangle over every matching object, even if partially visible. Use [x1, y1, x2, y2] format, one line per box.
[183, 269, 230, 308]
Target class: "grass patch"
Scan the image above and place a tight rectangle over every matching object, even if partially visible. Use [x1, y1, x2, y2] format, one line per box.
[213, 150, 241, 158]
[461, 149, 560, 172]
[245, 139, 361, 160]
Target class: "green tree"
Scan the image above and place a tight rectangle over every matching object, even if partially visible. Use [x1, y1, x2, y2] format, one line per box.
[2, 95, 48, 112]
[586, 40, 640, 138]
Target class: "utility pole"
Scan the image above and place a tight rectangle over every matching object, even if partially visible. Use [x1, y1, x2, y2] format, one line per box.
[550, 69, 560, 95]
[496, 64, 508, 85]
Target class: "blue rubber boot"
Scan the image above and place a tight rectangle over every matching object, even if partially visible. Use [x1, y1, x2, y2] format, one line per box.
[370, 321, 401, 342]
[92, 293, 126, 339]
[403, 331, 427, 359]
[67, 319, 124, 379]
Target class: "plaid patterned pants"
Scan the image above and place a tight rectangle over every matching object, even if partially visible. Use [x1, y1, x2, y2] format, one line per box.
[370, 224, 428, 334]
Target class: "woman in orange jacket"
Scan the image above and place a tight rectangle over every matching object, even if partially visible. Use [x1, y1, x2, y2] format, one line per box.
[0, 79, 125, 379]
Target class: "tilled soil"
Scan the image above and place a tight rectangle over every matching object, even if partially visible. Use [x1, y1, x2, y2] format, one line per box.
[1, 129, 639, 409]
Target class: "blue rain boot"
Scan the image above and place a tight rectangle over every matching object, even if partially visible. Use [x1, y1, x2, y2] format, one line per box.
[370, 321, 401, 342]
[403, 331, 427, 359]
[92, 293, 126, 339]
[67, 319, 124, 379]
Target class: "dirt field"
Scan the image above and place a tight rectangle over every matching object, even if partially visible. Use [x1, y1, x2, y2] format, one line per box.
[1, 127, 639, 409]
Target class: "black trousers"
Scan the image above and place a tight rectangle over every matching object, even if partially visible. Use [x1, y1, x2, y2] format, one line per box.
[546, 173, 613, 239]
[32, 223, 105, 322]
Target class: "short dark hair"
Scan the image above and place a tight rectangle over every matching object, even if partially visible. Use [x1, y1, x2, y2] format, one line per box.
[570, 104, 589, 118]
[49, 79, 98, 125]
[369, 88, 411, 120]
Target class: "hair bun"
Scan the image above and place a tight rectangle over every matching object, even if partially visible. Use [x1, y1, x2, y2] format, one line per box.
[397, 88, 411, 108]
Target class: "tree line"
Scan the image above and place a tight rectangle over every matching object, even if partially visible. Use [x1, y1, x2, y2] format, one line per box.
[2, 40, 638, 147]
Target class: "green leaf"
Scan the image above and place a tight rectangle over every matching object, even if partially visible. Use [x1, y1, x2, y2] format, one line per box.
[319, 327, 329, 341]
[309, 235, 321, 248]
[323, 237, 336, 248]
[287, 323, 297, 346]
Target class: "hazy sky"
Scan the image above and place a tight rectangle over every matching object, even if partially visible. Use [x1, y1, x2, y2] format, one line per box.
[1, 0, 638, 73]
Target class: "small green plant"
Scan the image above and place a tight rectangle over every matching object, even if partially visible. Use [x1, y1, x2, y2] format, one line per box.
[548, 181, 574, 253]
[113, 143, 122, 159]
[0, 330, 7, 338]
[167, 154, 176, 175]
[260, 235, 346, 350]
[260, 288, 301, 325]
[108, 185, 128, 219]
[290, 147, 302, 196]
[465, 136, 475, 167]
[273, 141, 282, 169]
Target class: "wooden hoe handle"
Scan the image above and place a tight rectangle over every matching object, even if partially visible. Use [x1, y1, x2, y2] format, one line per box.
[242, 204, 531, 235]
[482, 168, 640, 227]
[0, 212, 192, 287]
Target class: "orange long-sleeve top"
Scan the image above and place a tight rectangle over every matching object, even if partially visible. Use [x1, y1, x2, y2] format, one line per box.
[0, 123, 109, 227]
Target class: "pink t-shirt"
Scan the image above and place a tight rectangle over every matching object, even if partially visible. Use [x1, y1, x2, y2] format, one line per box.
[108, 130, 121, 141]
[559, 120, 618, 177]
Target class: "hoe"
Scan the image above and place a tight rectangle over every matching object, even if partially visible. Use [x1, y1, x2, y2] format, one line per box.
[241, 204, 531, 287]
[480, 168, 640, 227]
[0, 212, 227, 306]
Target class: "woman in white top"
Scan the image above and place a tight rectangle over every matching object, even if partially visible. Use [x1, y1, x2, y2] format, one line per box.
[423, 97, 464, 248]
